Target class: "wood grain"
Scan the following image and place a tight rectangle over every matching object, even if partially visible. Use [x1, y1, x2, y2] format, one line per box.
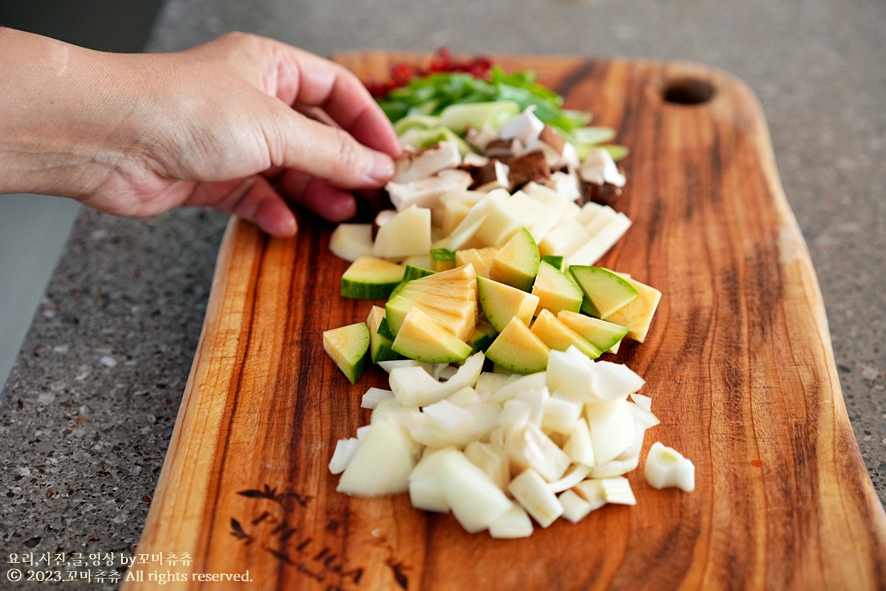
[125, 54, 886, 590]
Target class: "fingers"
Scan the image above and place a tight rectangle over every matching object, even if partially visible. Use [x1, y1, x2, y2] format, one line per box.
[186, 176, 297, 237]
[183, 169, 362, 238]
[276, 168, 357, 222]
[256, 38, 401, 158]
[262, 103, 395, 189]
[181, 34, 400, 192]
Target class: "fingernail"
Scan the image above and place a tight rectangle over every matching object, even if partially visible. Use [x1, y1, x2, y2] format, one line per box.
[366, 150, 395, 185]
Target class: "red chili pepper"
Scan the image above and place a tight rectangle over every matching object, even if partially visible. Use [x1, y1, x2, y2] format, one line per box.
[366, 48, 495, 98]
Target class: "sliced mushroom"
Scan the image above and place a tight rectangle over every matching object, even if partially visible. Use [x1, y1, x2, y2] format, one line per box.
[539, 125, 566, 153]
[528, 126, 580, 170]
[502, 151, 551, 190]
[470, 159, 511, 191]
[393, 140, 462, 184]
[485, 138, 524, 159]
[386, 169, 474, 211]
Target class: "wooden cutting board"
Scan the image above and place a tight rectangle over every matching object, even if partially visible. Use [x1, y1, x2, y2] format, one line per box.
[125, 54, 886, 590]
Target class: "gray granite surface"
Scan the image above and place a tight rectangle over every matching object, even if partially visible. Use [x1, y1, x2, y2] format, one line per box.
[2, 0, 885, 586]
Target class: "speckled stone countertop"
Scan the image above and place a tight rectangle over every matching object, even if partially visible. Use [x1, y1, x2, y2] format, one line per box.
[2, 0, 885, 587]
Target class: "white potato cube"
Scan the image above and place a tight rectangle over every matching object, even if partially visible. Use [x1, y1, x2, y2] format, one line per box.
[474, 192, 546, 247]
[373, 205, 432, 259]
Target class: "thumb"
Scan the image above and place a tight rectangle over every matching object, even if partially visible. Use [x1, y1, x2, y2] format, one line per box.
[263, 103, 396, 189]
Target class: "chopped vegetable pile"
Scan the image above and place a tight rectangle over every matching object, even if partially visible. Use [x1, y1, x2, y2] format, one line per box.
[318, 53, 693, 538]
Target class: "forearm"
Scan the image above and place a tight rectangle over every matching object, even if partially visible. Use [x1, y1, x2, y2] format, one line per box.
[0, 28, 399, 234]
[0, 27, 149, 198]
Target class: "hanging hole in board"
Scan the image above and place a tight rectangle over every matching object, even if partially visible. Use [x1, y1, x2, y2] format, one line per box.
[662, 78, 715, 105]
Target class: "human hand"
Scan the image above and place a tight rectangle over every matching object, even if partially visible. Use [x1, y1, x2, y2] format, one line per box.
[0, 29, 401, 236]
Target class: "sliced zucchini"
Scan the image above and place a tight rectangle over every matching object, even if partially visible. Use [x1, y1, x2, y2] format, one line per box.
[323, 322, 370, 384]
[541, 255, 565, 272]
[531, 260, 583, 317]
[403, 264, 436, 282]
[341, 256, 406, 299]
[367, 306, 401, 363]
[477, 276, 539, 333]
[568, 265, 639, 318]
[391, 308, 472, 364]
[530, 309, 601, 359]
[485, 317, 550, 374]
[488, 228, 540, 292]
[557, 310, 629, 353]
[468, 320, 498, 353]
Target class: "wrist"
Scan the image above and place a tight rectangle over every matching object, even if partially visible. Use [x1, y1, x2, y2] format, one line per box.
[0, 27, 150, 199]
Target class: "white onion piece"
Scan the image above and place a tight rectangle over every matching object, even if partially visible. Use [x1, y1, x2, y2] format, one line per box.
[408, 448, 454, 513]
[508, 468, 564, 528]
[547, 463, 592, 493]
[490, 371, 547, 403]
[588, 455, 639, 478]
[475, 372, 513, 395]
[586, 399, 636, 466]
[389, 352, 485, 408]
[446, 386, 482, 407]
[546, 349, 595, 402]
[541, 393, 584, 435]
[430, 363, 449, 380]
[488, 504, 534, 539]
[378, 359, 431, 374]
[573, 479, 607, 511]
[615, 419, 649, 462]
[600, 476, 636, 505]
[588, 361, 646, 401]
[454, 403, 501, 446]
[464, 441, 510, 491]
[630, 392, 653, 412]
[516, 387, 548, 426]
[499, 399, 532, 430]
[505, 422, 571, 483]
[629, 401, 660, 430]
[438, 365, 458, 381]
[423, 399, 475, 433]
[405, 411, 454, 449]
[328, 438, 360, 475]
[361, 387, 394, 409]
[563, 418, 595, 467]
[370, 397, 416, 426]
[559, 489, 593, 523]
[644, 442, 696, 492]
[336, 416, 417, 497]
[440, 451, 515, 533]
